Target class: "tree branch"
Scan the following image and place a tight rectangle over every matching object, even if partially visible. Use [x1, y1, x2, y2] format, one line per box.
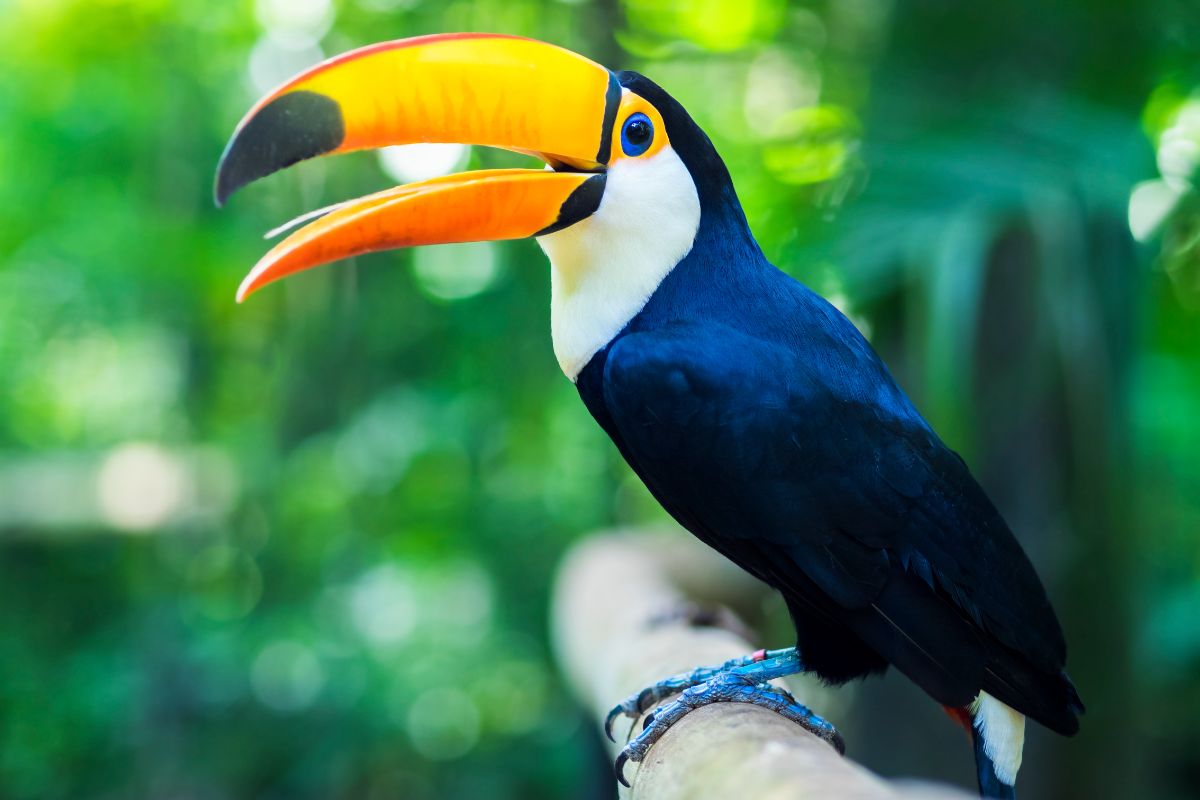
[551, 529, 971, 799]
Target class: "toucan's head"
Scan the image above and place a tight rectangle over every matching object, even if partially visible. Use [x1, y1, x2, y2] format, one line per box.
[216, 34, 743, 378]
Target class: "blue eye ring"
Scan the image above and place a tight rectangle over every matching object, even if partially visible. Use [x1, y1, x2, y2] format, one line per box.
[620, 112, 654, 157]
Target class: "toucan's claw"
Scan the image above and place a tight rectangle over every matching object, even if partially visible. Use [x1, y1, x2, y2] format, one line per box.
[614, 671, 843, 783]
[604, 698, 639, 743]
[607, 648, 841, 786]
[603, 649, 780, 743]
[614, 750, 632, 788]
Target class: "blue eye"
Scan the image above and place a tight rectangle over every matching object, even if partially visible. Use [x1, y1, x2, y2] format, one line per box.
[620, 113, 654, 157]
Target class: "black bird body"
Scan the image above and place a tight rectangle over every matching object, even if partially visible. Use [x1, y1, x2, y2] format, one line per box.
[575, 73, 1083, 737]
[215, 37, 1083, 795]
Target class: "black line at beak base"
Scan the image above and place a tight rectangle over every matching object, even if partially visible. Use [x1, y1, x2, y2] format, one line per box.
[595, 72, 621, 165]
[214, 90, 346, 207]
[536, 173, 606, 236]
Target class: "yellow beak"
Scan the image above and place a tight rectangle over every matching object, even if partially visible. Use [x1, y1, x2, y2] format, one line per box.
[215, 33, 618, 301]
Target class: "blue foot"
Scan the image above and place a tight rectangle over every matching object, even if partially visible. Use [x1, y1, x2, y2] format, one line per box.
[638, 680, 800, 731]
[609, 649, 843, 787]
[604, 648, 790, 741]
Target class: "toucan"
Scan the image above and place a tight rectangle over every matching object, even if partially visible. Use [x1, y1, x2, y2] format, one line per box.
[215, 33, 1083, 798]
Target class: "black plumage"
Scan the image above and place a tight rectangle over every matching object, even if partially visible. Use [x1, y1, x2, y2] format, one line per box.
[576, 72, 1083, 734]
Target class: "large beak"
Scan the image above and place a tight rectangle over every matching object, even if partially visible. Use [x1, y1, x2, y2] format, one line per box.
[215, 33, 619, 301]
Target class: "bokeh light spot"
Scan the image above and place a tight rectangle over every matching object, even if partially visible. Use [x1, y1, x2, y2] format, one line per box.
[185, 545, 263, 622]
[378, 143, 470, 184]
[255, 0, 333, 49]
[349, 565, 417, 647]
[406, 687, 480, 761]
[413, 241, 501, 302]
[248, 36, 325, 96]
[251, 640, 325, 712]
[1129, 179, 1183, 242]
[96, 442, 188, 532]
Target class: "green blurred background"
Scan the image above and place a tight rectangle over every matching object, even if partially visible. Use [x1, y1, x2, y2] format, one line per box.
[2, 0, 1199, 797]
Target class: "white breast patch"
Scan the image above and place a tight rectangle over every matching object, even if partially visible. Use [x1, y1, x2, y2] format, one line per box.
[536, 145, 700, 381]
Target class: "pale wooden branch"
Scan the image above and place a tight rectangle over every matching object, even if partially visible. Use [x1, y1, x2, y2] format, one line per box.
[551, 529, 972, 800]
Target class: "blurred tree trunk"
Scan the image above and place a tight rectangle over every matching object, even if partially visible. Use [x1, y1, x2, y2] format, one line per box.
[971, 211, 1140, 800]
[834, 6, 1154, 795]
[858, 211, 1141, 798]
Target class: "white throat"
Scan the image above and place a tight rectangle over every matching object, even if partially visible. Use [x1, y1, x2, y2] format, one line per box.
[536, 146, 701, 381]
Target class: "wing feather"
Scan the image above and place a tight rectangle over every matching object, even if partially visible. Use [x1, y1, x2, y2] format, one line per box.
[601, 323, 1081, 731]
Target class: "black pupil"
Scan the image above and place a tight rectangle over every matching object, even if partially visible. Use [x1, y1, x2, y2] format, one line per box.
[626, 119, 651, 144]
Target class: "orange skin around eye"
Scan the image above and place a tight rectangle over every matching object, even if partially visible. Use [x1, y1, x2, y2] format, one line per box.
[609, 91, 672, 162]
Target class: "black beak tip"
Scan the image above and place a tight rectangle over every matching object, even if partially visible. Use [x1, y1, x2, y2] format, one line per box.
[213, 89, 347, 208]
[212, 175, 228, 209]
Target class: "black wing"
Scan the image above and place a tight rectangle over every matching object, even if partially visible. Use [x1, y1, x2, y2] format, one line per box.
[600, 322, 1082, 733]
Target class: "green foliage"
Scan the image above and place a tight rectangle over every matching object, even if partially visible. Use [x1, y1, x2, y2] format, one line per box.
[0, 1, 1197, 798]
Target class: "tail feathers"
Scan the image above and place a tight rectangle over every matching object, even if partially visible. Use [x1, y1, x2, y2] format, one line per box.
[974, 734, 1012, 800]
[973, 729, 1017, 799]
[971, 693, 1023, 799]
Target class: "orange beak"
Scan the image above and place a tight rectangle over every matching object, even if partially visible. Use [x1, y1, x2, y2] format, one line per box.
[215, 33, 618, 301]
